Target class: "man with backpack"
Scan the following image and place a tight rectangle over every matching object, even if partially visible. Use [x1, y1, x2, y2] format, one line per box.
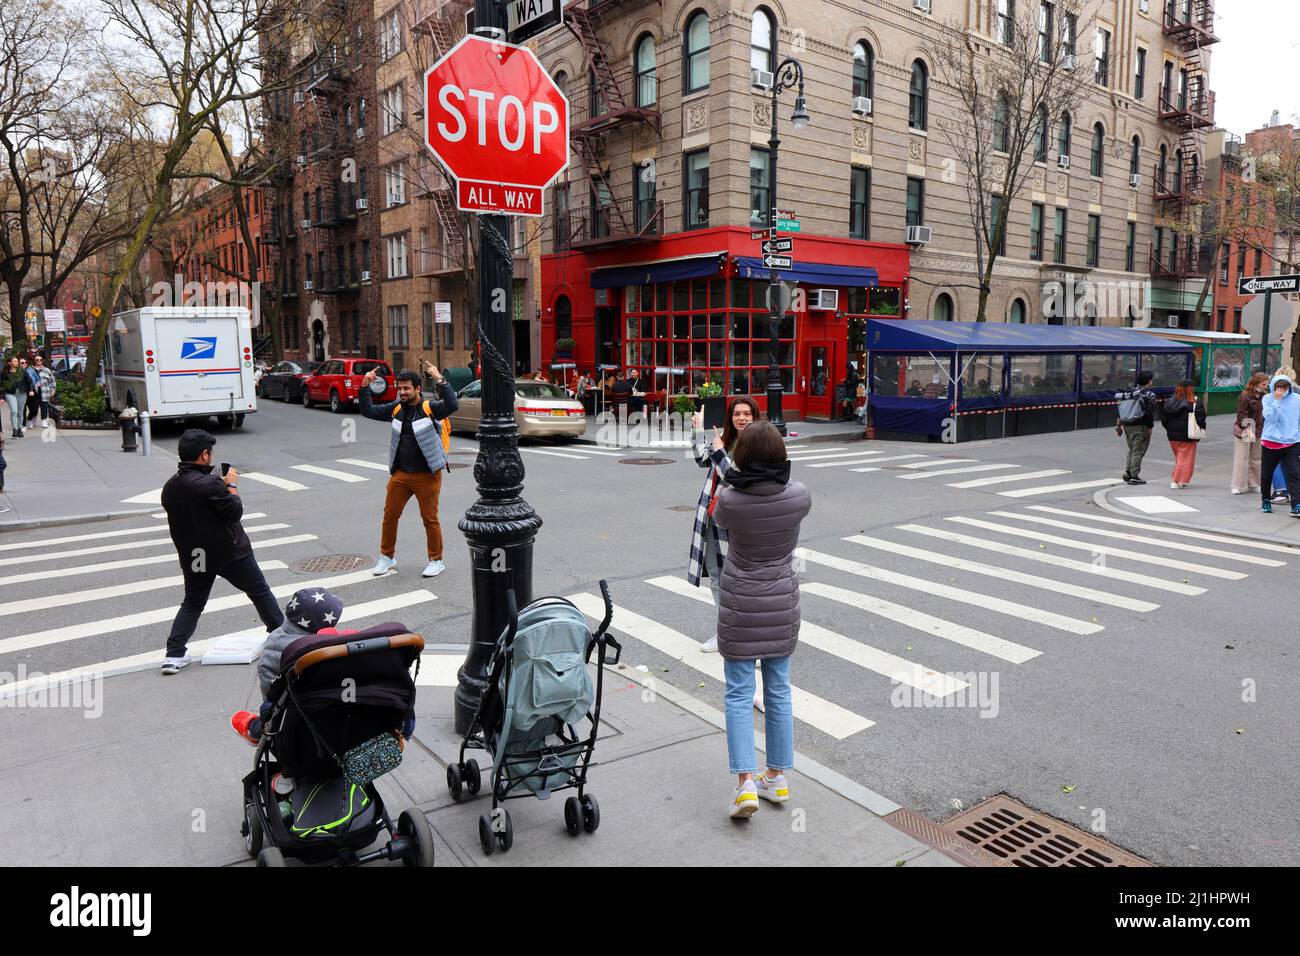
[1116, 371, 1160, 485]
[359, 362, 459, 578]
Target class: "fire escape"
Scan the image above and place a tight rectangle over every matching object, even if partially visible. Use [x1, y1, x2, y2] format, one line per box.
[302, 43, 349, 296]
[1150, 0, 1218, 279]
[561, 0, 663, 250]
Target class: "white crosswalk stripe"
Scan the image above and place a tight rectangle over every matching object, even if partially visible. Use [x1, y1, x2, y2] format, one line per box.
[335, 458, 391, 472]
[948, 469, 1071, 489]
[291, 464, 369, 483]
[0, 514, 266, 552]
[1027, 505, 1300, 555]
[997, 477, 1124, 497]
[786, 449, 879, 462]
[898, 459, 980, 470]
[812, 453, 928, 468]
[898, 464, 1020, 480]
[0, 523, 291, 568]
[519, 447, 589, 460]
[241, 472, 309, 492]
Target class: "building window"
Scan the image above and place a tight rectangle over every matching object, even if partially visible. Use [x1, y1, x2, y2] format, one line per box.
[852, 41, 874, 102]
[991, 193, 1007, 256]
[381, 85, 403, 135]
[1220, 244, 1231, 285]
[1037, 2, 1054, 61]
[850, 166, 870, 240]
[385, 164, 406, 207]
[387, 305, 409, 349]
[909, 61, 928, 131]
[1157, 144, 1168, 186]
[1094, 28, 1110, 85]
[1061, 12, 1077, 58]
[422, 302, 433, 350]
[554, 182, 570, 249]
[555, 295, 572, 340]
[1172, 148, 1184, 193]
[590, 180, 612, 240]
[1126, 221, 1136, 271]
[751, 8, 775, 74]
[1058, 111, 1072, 159]
[684, 149, 709, 230]
[1010, 298, 1027, 324]
[1053, 208, 1067, 264]
[635, 161, 657, 233]
[993, 93, 1011, 152]
[906, 177, 925, 229]
[379, 10, 401, 62]
[749, 148, 772, 227]
[1135, 47, 1147, 100]
[635, 34, 657, 107]
[1217, 306, 1227, 332]
[1087, 214, 1100, 266]
[1034, 105, 1048, 162]
[997, 0, 1015, 45]
[1030, 203, 1044, 260]
[684, 11, 710, 93]
[1130, 136, 1141, 176]
[1090, 123, 1105, 176]
[443, 305, 454, 348]
[1255, 247, 1264, 276]
[386, 234, 408, 278]
[553, 70, 568, 102]
[934, 292, 954, 321]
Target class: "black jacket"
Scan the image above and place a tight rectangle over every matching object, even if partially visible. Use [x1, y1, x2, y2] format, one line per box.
[1162, 395, 1207, 442]
[161, 462, 251, 570]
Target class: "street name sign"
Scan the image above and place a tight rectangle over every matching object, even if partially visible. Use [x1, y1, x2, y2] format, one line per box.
[751, 230, 772, 241]
[762, 254, 793, 270]
[762, 238, 793, 255]
[1239, 274, 1300, 296]
[507, 0, 563, 45]
[776, 218, 800, 232]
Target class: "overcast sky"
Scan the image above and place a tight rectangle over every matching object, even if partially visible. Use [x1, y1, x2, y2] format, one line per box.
[1213, 1, 1300, 136]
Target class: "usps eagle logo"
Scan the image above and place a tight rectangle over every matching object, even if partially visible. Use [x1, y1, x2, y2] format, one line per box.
[180, 337, 217, 359]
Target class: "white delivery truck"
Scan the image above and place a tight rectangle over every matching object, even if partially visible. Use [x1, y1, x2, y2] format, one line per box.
[105, 307, 258, 427]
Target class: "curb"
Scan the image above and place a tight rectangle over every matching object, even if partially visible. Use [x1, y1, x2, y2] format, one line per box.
[1092, 487, 1300, 548]
[0, 508, 159, 532]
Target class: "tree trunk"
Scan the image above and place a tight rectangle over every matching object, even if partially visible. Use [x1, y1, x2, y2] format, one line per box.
[1191, 239, 1221, 329]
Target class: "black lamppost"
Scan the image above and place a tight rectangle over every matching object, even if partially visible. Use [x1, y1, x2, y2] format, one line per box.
[762, 58, 810, 436]
[454, 0, 543, 734]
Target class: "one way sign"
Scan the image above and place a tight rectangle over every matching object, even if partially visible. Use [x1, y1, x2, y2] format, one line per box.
[762, 238, 793, 255]
[1239, 274, 1300, 296]
[762, 254, 793, 270]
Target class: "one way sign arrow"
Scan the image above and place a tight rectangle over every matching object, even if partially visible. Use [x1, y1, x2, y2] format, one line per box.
[762, 254, 793, 270]
[1239, 274, 1300, 296]
[762, 238, 794, 254]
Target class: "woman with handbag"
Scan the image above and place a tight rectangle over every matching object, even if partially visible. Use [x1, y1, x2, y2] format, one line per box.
[1162, 379, 1208, 489]
[1231, 373, 1268, 495]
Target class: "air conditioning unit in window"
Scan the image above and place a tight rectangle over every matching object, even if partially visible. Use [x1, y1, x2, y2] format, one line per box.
[751, 69, 774, 91]
[1062, 54, 1077, 71]
[808, 289, 839, 311]
[355, 197, 368, 210]
[303, 280, 314, 291]
[1130, 173, 1142, 188]
[853, 97, 873, 117]
[361, 270, 372, 282]
[355, 126, 365, 140]
[295, 155, 307, 168]
[1166, 314, 1178, 328]
[905, 225, 932, 245]
[1058, 154, 1071, 169]
[300, 218, 312, 230]
[914, 0, 931, 12]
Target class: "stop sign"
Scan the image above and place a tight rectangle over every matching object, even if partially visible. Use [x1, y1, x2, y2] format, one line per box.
[424, 35, 569, 218]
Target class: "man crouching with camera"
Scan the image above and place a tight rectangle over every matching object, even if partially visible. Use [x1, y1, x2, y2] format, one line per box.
[360, 361, 459, 578]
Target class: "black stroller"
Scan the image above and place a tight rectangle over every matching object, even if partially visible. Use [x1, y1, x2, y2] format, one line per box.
[448, 582, 620, 855]
[239, 622, 435, 867]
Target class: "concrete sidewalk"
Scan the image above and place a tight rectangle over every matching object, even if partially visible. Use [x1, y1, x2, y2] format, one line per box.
[0, 652, 960, 867]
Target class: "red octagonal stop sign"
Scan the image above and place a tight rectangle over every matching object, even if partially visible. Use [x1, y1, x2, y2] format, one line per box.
[424, 35, 569, 218]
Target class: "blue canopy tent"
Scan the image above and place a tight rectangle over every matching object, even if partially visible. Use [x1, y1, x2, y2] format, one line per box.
[865, 320, 1194, 441]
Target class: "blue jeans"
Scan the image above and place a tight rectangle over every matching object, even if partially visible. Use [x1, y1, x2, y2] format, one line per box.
[723, 656, 794, 775]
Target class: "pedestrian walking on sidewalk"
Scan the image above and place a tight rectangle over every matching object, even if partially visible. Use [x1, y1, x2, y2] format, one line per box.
[30, 356, 55, 427]
[3, 356, 27, 437]
[1117, 371, 1160, 485]
[1231, 372, 1268, 495]
[1161, 379, 1207, 489]
[688, 397, 758, 653]
[159, 429, 284, 674]
[710, 421, 811, 819]
[1259, 372, 1300, 515]
[359, 362, 458, 578]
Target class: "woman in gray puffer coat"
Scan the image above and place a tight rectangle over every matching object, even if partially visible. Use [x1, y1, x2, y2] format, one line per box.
[711, 421, 811, 819]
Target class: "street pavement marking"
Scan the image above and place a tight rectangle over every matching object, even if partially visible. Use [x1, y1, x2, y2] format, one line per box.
[898, 464, 1019, 480]
[415, 653, 465, 687]
[785, 450, 879, 462]
[998, 477, 1125, 497]
[988, 510, 1285, 568]
[898, 459, 979, 469]
[336, 458, 392, 472]
[1114, 495, 1198, 514]
[1028, 505, 1300, 555]
[121, 488, 163, 504]
[0, 515, 265, 552]
[519, 447, 589, 460]
[850, 467, 882, 472]
[571, 448, 633, 456]
[843, 534, 1160, 612]
[0, 523, 291, 568]
[291, 463, 370, 483]
[646, 575, 969, 697]
[0, 568, 397, 657]
[0, 561, 290, 617]
[948, 469, 1070, 489]
[0, 591, 438, 702]
[797, 548, 1102, 635]
[801, 582, 1041, 665]
[241, 472, 310, 492]
[900, 524, 1206, 595]
[566, 592, 874, 739]
[946, 516, 1248, 581]
[810, 454, 927, 468]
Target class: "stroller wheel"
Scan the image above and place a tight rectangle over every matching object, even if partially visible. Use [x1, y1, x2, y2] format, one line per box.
[446, 763, 464, 802]
[257, 847, 286, 867]
[398, 809, 436, 868]
[478, 814, 496, 856]
[580, 794, 601, 834]
[242, 803, 264, 857]
[497, 809, 514, 852]
[564, 796, 582, 836]
[463, 760, 481, 796]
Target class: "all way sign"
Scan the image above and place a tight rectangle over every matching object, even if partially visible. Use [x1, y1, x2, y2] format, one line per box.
[1239, 274, 1300, 296]
[458, 180, 542, 215]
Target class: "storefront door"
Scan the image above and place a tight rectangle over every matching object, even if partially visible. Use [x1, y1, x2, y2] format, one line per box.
[804, 340, 836, 419]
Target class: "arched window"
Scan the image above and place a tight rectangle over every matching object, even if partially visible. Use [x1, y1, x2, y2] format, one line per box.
[1157, 143, 1168, 184]
[1190, 152, 1200, 191]
[1034, 105, 1049, 162]
[684, 11, 710, 93]
[554, 295, 572, 340]
[553, 70, 569, 101]
[994, 92, 1012, 152]
[1130, 136, 1141, 176]
[751, 8, 775, 74]
[852, 41, 874, 102]
[634, 34, 657, 107]
[934, 292, 954, 321]
[1173, 147, 1184, 192]
[1058, 111, 1072, 159]
[1090, 123, 1105, 176]
[909, 60, 928, 131]
[1009, 298, 1027, 324]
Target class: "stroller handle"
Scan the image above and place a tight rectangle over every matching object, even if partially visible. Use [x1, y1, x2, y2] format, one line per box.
[291, 633, 425, 675]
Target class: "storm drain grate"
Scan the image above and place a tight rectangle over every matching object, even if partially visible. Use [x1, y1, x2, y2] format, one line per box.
[619, 457, 675, 465]
[291, 554, 371, 574]
[944, 795, 1153, 867]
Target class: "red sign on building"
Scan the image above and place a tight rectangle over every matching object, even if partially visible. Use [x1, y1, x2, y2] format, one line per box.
[423, 34, 569, 218]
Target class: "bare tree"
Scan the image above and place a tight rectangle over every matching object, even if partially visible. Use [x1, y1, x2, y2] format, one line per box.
[926, 0, 1093, 322]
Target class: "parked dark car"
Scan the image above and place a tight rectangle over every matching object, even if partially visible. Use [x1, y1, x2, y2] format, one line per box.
[303, 358, 396, 412]
[258, 360, 321, 402]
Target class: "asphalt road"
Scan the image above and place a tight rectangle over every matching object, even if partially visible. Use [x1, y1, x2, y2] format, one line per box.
[5, 395, 1296, 866]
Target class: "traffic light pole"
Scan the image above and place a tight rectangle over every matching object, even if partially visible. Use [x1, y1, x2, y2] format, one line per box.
[454, 0, 543, 734]
[1259, 292, 1273, 374]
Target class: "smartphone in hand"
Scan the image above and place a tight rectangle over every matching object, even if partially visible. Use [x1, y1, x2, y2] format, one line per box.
[220, 462, 231, 477]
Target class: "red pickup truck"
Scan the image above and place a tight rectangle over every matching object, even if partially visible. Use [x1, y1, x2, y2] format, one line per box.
[302, 358, 396, 412]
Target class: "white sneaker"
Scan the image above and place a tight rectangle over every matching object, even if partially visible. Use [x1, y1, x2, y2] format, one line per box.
[700, 635, 718, 653]
[1231, 488, 1245, 495]
[160, 656, 191, 675]
[755, 772, 790, 804]
[729, 780, 759, 819]
[421, 559, 445, 578]
[1170, 482, 1179, 489]
[370, 555, 397, 576]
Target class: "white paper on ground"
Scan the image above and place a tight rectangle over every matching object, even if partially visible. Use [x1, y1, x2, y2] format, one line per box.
[201, 636, 266, 665]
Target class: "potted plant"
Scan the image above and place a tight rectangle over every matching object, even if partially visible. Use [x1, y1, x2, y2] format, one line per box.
[554, 337, 576, 359]
[697, 377, 725, 429]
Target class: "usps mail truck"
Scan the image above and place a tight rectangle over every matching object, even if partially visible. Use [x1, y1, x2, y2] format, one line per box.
[105, 307, 258, 427]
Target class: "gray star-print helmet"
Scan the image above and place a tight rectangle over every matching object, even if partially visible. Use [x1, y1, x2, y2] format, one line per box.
[283, 587, 345, 633]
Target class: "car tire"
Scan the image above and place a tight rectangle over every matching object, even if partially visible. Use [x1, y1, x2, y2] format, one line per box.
[329, 390, 343, 414]
[302, 388, 314, 408]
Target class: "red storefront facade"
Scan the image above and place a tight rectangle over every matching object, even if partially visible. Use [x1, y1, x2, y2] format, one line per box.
[540, 227, 910, 420]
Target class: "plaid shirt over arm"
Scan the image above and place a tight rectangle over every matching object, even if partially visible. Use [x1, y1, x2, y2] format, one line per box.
[686, 430, 732, 587]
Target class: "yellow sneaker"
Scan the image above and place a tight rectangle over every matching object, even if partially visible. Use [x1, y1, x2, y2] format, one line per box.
[729, 780, 759, 818]
[755, 772, 790, 804]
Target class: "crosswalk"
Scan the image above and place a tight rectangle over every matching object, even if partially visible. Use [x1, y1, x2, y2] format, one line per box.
[561, 503, 1295, 744]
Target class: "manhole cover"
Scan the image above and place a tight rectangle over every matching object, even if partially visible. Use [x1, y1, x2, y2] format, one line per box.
[619, 457, 674, 465]
[943, 795, 1152, 867]
[291, 554, 371, 574]
[667, 505, 696, 512]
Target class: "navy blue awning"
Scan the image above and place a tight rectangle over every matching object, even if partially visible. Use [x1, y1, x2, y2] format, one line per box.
[590, 252, 727, 289]
[734, 257, 879, 287]
[866, 319, 1195, 353]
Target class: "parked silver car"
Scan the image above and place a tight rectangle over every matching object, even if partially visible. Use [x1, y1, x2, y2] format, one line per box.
[448, 379, 587, 438]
